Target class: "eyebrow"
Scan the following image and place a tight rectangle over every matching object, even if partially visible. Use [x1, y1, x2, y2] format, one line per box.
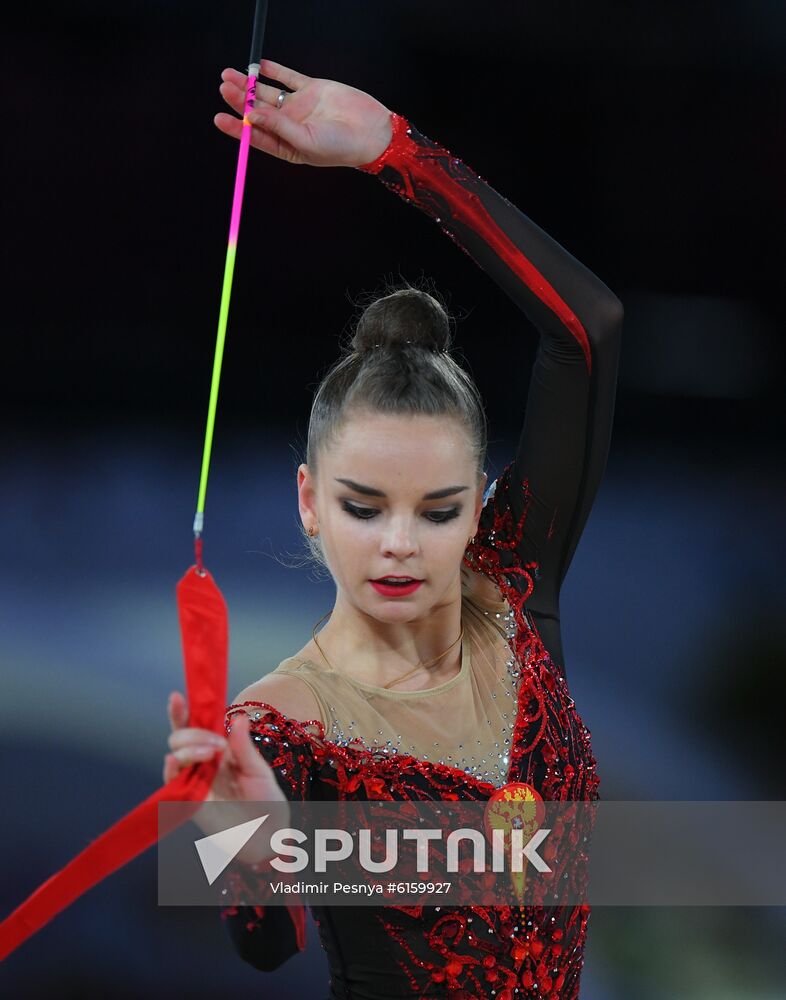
[335, 478, 469, 501]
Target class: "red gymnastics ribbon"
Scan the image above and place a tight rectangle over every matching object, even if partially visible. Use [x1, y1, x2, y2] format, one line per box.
[0, 567, 227, 960]
[0, 0, 271, 962]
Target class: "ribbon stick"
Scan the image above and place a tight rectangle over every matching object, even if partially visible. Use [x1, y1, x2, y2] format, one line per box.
[0, 0, 269, 961]
[195, 0, 269, 568]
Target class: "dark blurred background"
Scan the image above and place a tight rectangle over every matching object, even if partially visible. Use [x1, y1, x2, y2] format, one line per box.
[2, 1, 785, 996]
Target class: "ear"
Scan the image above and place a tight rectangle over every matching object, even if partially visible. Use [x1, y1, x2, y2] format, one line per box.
[297, 463, 318, 534]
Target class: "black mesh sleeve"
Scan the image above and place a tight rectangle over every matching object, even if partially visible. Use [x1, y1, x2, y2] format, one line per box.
[360, 114, 623, 676]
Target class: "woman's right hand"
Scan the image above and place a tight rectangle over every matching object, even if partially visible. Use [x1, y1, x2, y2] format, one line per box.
[163, 690, 287, 808]
[214, 59, 393, 169]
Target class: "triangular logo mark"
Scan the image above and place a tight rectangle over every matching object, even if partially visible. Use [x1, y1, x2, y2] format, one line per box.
[194, 813, 269, 885]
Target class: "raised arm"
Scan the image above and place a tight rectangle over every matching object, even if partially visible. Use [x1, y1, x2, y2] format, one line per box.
[215, 62, 623, 675]
[356, 114, 623, 675]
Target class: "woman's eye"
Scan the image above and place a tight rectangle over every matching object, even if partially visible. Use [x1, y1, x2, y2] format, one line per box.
[341, 501, 460, 524]
[342, 501, 378, 520]
[425, 508, 460, 524]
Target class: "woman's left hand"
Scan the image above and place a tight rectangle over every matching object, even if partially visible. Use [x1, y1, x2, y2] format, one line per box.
[215, 60, 393, 168]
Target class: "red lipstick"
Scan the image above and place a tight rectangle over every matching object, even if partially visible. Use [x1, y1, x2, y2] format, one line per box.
[370, 577, 423, 598]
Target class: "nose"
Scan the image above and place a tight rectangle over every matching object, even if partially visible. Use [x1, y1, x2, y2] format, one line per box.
[380, 519, 419, 560]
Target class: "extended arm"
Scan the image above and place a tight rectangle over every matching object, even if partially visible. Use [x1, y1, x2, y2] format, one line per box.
[215, 66, 622, 673]
[358, 114, 623, 675]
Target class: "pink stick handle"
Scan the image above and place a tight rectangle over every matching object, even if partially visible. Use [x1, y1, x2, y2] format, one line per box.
[228, 70, 259, 245]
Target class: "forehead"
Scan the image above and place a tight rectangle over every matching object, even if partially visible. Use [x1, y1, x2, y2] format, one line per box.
[325, 412, 474, 483]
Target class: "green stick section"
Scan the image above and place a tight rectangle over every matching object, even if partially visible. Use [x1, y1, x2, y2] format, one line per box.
[194, 240, 238, 530]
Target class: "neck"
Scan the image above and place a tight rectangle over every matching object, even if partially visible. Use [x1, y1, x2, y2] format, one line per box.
[312, 581, 464, 688]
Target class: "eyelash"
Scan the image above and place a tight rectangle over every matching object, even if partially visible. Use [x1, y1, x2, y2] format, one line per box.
[341, 501, 461, 525]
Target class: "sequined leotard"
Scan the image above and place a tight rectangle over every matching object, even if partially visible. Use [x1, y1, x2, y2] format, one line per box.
[220, 112, 623, 999]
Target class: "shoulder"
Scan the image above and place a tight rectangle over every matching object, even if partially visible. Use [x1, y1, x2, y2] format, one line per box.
[230, 670, 322, 726]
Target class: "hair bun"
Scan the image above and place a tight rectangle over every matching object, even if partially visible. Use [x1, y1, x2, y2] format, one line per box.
[351, 287, 452, 356]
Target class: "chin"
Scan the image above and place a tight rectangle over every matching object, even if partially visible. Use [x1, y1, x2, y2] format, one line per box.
[364, 595, 426, 621]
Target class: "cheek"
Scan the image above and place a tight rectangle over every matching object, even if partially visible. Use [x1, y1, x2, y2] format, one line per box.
[324, 514, 373, 566]
[422, 525, 471, 574]
[448, 532, 471, 566]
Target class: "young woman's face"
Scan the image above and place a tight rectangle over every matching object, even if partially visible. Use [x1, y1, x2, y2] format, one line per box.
[298, 411, 486, 622]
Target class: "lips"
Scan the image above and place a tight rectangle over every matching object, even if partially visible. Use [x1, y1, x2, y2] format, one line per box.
[370, 577, 423, 598]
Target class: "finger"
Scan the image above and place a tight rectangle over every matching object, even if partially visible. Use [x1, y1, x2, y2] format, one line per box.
[214, 111, 244, 143]
[226, 711, 270, 774]
[169, 727, 227, 751]
[163, 747, 213, 784]
[259, 58, 310, 91]
[171, 745, 223, 766]
[220, 66, 249, 88]
[219, 78, 249, 117]
[254, 81, 292, 108]
[247, 108, 311, 155]
[219, 71, 288, 115]
[214, 112, 299, 163]
[167, 691, 189, 731]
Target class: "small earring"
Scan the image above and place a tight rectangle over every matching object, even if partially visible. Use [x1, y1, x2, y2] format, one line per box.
[468, 535, 476, 545]
[308, 525, 319, 538]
